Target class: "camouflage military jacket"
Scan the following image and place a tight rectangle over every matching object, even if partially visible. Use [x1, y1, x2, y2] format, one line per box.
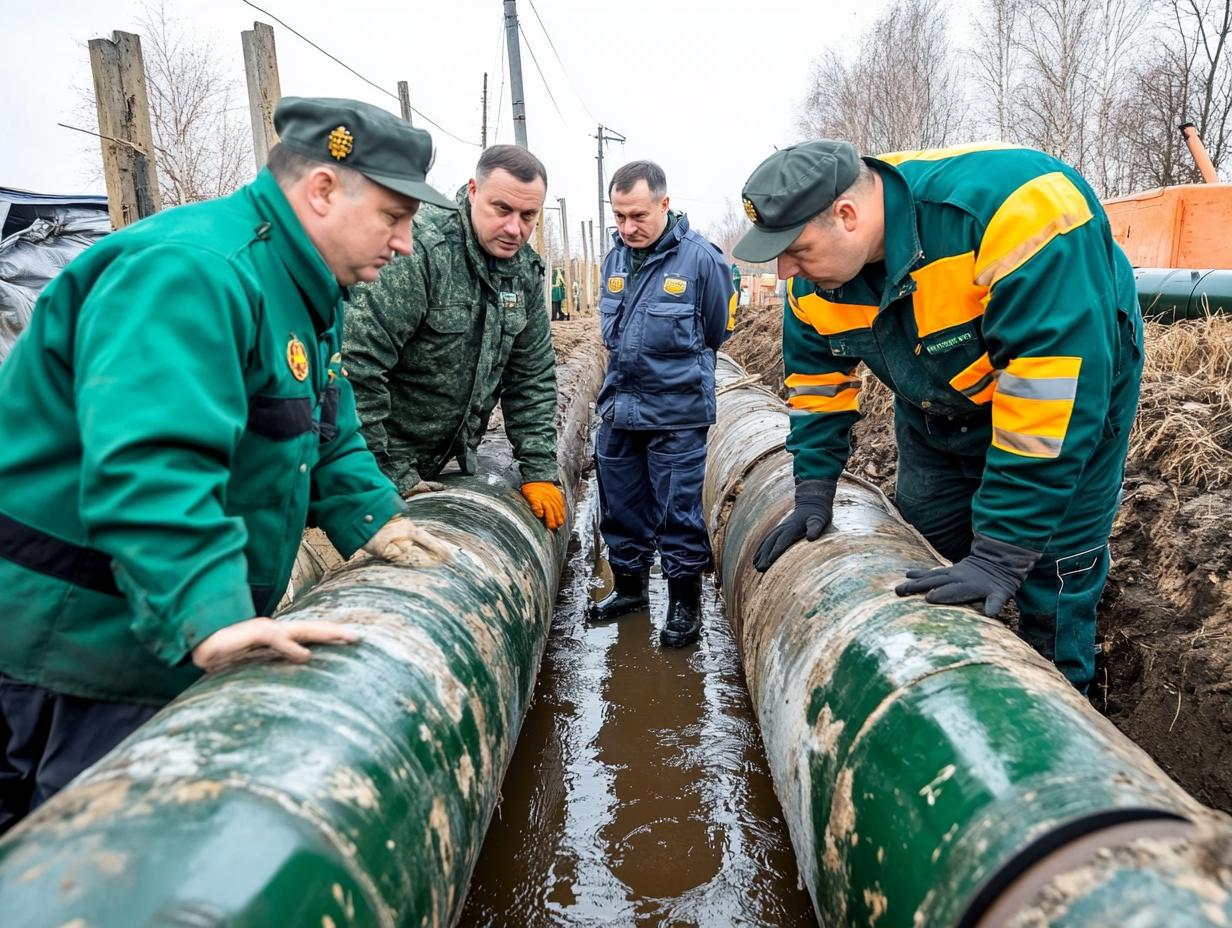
[344, 187, 558, 492]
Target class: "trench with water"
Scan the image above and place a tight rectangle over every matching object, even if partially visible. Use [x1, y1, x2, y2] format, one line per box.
[457, 471, 818, 927]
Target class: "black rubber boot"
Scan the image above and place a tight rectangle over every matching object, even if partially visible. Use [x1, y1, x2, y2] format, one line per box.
[660, 575, 703, 647]
[588, 569, 650, 623]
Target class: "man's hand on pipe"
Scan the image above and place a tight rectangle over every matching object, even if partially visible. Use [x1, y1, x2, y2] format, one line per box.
[752, 478, 837, 571]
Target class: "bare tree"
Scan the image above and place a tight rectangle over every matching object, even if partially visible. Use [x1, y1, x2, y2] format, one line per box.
[700, 201, 774, 274]
[1122, 0, 1232, 187]
[797, 0, 968, 153]
[138, 1, 253, 205]
[970, 0, 1024, 139]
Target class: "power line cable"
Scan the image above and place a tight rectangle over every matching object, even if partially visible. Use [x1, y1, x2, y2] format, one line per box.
[238, 0, 478, 146]
[517, 23, 569, 127]
[525, 0, 600, 124]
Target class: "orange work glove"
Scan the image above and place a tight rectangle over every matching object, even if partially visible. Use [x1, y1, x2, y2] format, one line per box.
[521, 481, 565, 530]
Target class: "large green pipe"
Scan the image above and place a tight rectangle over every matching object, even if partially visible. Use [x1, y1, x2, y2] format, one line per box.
[704, 355, 1232, 927]
[0, 346, 605, 928]
[1136, 267, 1232, 321]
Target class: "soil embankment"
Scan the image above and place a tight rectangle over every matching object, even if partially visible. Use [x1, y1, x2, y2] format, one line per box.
[725, 303, 1232, 812]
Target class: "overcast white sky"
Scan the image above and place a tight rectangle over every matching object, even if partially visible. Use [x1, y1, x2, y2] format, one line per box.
[4, 0, 891, 242]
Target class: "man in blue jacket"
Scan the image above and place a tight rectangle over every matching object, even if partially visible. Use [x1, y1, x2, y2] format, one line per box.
[589, 161, 736, 646]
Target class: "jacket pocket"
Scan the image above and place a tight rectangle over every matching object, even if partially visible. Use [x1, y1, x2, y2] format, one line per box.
[319, 384, 339, 443]
[247, 395, 316, 441]
[644, 302, 699, 355]
[425, 304, 471, 334]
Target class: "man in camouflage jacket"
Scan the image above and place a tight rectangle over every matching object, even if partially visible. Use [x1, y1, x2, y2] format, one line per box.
[344, 145, 565, 530]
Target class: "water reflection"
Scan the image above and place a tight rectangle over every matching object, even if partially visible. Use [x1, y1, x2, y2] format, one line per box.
[458, 475, 817, 927]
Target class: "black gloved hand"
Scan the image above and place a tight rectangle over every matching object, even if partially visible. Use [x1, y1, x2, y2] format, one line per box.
[752, 479, 838, 572]
[895, 534, 1041, 617]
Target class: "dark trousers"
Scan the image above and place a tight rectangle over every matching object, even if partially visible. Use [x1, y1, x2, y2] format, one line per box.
[0, 674, 159, 834]
[551, 299, 566, 321]
[595, 422, 712, 579]
[892, 409, 1132, 693]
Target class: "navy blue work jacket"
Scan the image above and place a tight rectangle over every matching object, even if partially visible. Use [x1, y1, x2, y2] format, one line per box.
[596, 214, 735, 430]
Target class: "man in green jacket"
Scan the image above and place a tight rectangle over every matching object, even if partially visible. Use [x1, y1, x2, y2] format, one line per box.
[551, 265, 567, 321]
[345, 144, 565, 532]
[0, 97, 455, 830]
[736, 140, 1143, 694]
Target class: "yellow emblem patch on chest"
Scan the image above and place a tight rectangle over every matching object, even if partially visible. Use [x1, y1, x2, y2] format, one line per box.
[663, 277, 688, 296]
[287, 336, 310, 382]
[328, 125, 354, 161]
[607, 276, 625, 294]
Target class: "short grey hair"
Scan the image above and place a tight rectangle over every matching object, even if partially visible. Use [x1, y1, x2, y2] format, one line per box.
[608, 160, 667, 199]
[267, 142, 365, 192]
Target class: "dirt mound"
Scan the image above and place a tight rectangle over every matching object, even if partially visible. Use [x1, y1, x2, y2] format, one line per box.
[724, 303, 898, 492]
[1101, 317, 1232, 810]
[729, 303, 1232, 812]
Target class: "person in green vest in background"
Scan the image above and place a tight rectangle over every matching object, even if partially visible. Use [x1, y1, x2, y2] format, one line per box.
[0, 97, 455, 832]
[730, 261, 742, 303]
[551, 264, 568, 320]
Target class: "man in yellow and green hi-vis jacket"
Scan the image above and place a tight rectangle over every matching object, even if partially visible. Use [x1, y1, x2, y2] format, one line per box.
[0, 97, 456, 830]
[735, 140, 1143, 694]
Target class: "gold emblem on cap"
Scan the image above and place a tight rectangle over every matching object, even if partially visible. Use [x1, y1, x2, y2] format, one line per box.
[328, 126, 354, 161]
[287, 336, 310, 381]
[742, 197, 759, 223]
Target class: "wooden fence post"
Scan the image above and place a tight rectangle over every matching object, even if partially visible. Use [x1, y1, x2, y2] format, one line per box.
[88, 30, 161, 229]
[241, 22, 281, 169]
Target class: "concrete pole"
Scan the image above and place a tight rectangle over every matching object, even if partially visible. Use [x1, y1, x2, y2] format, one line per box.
[241, 22, 281, 169]
[596, 125, 605, 259]
[503, 0, 528, 148]
[481, 72, 488, 149]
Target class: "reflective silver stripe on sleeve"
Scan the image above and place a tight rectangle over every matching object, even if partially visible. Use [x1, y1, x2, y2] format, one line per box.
[787, 380, 861, 399]
[993, 427, 1064, 458]
[996, 373, 1078, 402]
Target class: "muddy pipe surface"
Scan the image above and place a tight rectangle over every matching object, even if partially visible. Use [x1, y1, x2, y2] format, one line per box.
[0, 348, 606, 928]
[704, 354, 1232, 927]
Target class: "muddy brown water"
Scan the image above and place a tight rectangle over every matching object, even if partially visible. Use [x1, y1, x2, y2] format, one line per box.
[457, 474, 818, 927]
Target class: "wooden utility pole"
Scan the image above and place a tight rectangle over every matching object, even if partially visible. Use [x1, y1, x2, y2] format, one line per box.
[241, 22, 281, 169]
[481, 73, 489, 149]
[588, 219, 597, 300]
[558, 198, 575, 318]
[397, 82, 413, 124]
[580, 220, 592, 313]
[502, 0, 528, 148]
[89, 30, 161, 229]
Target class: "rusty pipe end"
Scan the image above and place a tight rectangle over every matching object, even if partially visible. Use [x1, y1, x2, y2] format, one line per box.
[1179, 123, 1220, 184]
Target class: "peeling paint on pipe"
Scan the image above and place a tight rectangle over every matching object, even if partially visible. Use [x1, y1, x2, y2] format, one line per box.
[0, 346, 606, 928]
[704, 354, 1232, 928]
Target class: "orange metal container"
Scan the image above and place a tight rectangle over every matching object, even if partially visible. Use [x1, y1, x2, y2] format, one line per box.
[1103, 183, 1232, 268]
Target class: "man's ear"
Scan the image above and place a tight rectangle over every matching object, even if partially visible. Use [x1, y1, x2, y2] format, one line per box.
[303, 167, 342, 217]
[834, 198, 859, 232]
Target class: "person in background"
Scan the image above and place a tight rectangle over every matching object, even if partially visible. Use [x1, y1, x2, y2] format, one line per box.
[344, 144, 565, 534]
[589, 160, 737, 647]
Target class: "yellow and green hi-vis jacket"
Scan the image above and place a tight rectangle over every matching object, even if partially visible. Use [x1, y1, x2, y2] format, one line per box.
[783, 143, 1141, 552]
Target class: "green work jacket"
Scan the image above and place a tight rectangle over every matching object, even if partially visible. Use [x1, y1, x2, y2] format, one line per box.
[783, 143, 1142, 552]
[344, 187, 558, 493]
[0, 168, 403, 704]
